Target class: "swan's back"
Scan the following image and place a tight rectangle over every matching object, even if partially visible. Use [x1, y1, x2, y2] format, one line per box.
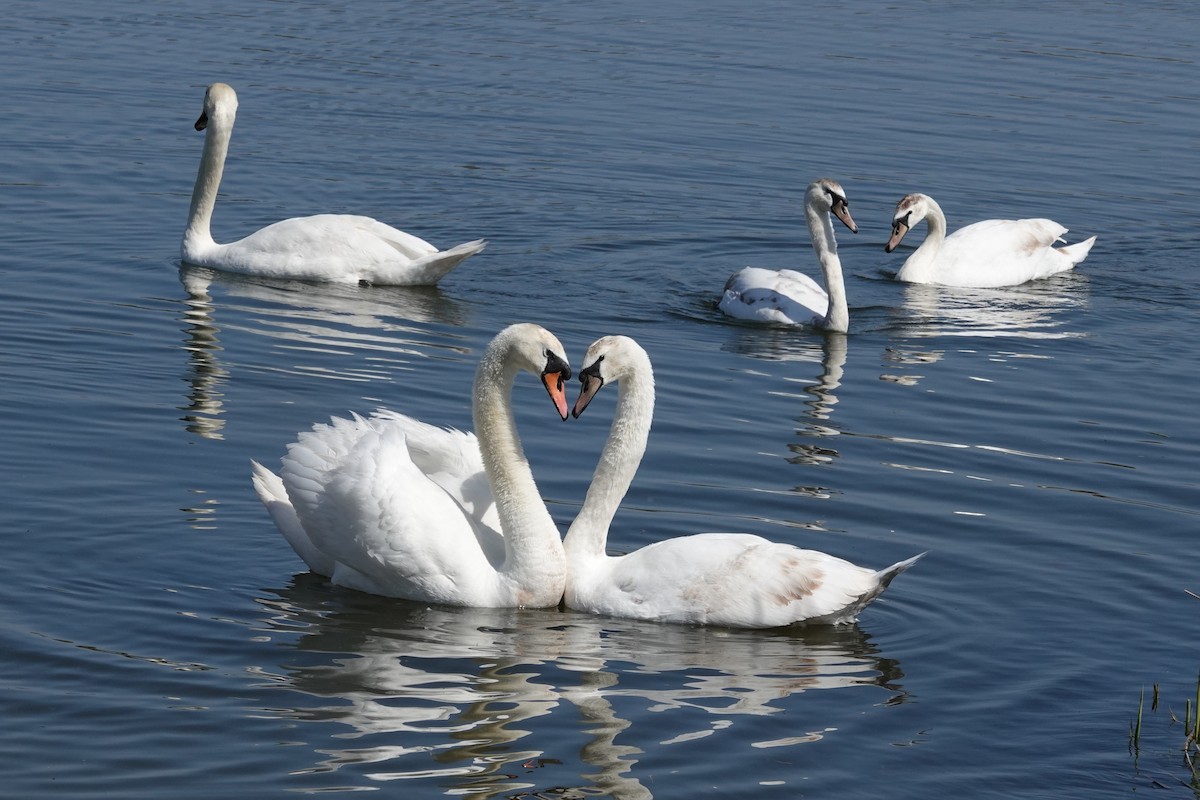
[580, 533, 916, 628]
[200, 214, 485, 284]
[718, 267, 827, 326]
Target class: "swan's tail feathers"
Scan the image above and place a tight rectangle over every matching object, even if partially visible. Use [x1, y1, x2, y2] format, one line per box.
[1057, 234, 1096, 266]
[395, 238, 487, 285]
[815, 552, 926, 625]
[250, 460, 336, 576]
[875, 551, 926, 591]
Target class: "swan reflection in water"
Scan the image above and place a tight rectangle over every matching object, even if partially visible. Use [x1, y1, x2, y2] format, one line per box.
[248, 577, 910, 797]
[176, 265, 469, 439]
[724, 331, 849, 474]
[894, 276, 1088, 340]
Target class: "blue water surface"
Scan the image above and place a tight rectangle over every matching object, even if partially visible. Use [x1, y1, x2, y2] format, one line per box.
[1, 1, 1198, 797]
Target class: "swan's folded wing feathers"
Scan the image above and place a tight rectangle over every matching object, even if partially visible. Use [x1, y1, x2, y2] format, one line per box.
[368, 409, 494, 523]
[719, 267, 828, 326]
[250, 460, 337, 576]
[311, 424, 491, 597]
[602, 534, 887, 627]
[355, 217, 439, 259]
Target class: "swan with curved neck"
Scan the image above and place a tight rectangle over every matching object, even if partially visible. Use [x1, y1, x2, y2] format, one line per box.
[252, 323, 571, 607]
[183, 82, 486, 285]
[563, 335, 922, 628]
[718, 178, 858, 332]
[885, 192, 1096, 288]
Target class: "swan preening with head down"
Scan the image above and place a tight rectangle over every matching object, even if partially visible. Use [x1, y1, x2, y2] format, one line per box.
[885, 192, 1096, 288]
[252, 323, 572, 607]
[564, 335, 922, 628]
[183, 82, 486, 285]
[719, 178, 858, 332]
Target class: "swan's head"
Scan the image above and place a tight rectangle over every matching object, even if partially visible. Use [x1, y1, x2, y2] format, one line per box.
[491, 323, 572, 421]
[808, 178, 858, 234]
[572, 335, 651, 418]
[195, 82, 238, 133]
[885, 193, 932, 252]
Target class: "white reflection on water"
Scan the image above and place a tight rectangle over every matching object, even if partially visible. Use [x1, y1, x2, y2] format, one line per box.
[248, 578, 909, 797]
[893, 277, 1088, 340]
[177, 265, 470, 439]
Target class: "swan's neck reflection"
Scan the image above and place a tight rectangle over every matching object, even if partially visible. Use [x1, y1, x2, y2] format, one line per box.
[786, 333, 848, 470]
[176, 264, 470, 442]
[179, 268, 228, 439]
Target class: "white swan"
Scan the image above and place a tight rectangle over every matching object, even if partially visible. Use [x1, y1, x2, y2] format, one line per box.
[251, 323, 571, 607]
[563, 335, 922, 628]
[718, 178, 858, 332]
[885, 192, 1096, 288]
[182, 82, 486, 285]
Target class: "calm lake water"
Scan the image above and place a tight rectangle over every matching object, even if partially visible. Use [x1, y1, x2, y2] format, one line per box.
[2, 1, 1198, 797]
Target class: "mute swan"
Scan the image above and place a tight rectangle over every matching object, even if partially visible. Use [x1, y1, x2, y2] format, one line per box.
[718, 178, 858, 332]
[182, 82, 486, 285]
[885, 192, 1096, 288]
[251, 323, 572, 607]
[564, 335, 922, 628]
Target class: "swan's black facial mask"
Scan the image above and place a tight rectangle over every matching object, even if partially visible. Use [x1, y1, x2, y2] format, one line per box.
[194, 110, 209, 132]
[885, 212, 912, 252]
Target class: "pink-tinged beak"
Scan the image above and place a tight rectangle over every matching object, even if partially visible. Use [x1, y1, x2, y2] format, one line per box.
[885, 219, 910, 253]
[572, 371, 604, 419]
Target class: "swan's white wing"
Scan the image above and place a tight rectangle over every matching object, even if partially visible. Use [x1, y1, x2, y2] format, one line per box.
[369, 408, 499, 535]
[583, 533, 886, 628]
[277, 415, 501, 602]
[933, 218, 1083, 287]
[202, 215, 485, 284]
[718, 267, 826, 326]
[251, 460, 337, 576]
[366, 237, 487, 286]
[207, 214, 425, 279]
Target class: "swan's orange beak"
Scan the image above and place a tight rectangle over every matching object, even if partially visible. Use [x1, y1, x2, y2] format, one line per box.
[885, 219, 910, 253]
[541, 371, 570, 421]
[572, 370, 604, 419]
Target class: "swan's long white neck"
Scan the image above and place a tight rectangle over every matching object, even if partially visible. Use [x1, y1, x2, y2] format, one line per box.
[899, 196, 948, 283]
[806, 197, 848, 333]
[564, 351, 654, 563]
[474, 338, 567, 603]
[183, 112, 231, 257]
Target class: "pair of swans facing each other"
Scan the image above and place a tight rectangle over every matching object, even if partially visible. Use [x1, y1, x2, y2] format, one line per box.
[718, 179, 1096, 330]
[183, 82, 485, 285]
[252, 324, 922, 629]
